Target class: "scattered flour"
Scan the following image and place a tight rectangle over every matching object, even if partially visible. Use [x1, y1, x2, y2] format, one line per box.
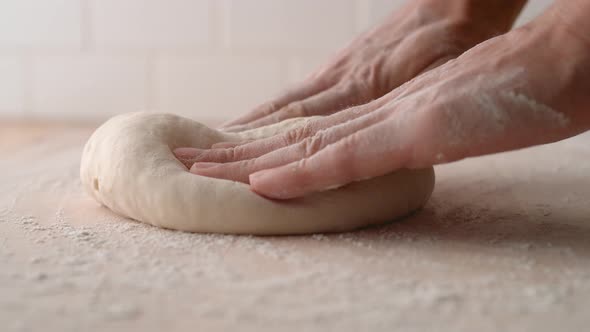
[442, 68, 571, 148]
[1, 123, 589, 332]
[501, 91, 570, 127]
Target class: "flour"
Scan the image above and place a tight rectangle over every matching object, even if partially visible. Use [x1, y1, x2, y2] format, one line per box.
[501, 91, 570, 127]
[105, 303, 142, 321]
[440, 67, 571, 149]
[80, 113, 434, 235]
[1, 121, 590, 332]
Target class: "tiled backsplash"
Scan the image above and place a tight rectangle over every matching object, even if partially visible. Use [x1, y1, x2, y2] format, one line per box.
[0, 0, 552, 123]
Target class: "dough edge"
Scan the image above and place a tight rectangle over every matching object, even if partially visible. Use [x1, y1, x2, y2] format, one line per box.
[80, 112, 435, 235]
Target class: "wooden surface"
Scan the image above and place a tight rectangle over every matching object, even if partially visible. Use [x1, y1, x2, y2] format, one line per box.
[1, 121, 589, 332]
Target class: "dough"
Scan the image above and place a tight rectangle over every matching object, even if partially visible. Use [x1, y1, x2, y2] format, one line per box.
[80, 113, 435, 235]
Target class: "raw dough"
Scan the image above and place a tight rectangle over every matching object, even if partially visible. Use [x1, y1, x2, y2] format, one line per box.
[80, 113, 435, 235]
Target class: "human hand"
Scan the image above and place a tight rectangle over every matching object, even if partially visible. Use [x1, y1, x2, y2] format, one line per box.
[177, 7, 590, 199]
[221, 0, 526, 132]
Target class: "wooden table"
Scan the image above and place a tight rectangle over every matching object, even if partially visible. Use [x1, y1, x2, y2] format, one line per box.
[1, 121, 589, 332]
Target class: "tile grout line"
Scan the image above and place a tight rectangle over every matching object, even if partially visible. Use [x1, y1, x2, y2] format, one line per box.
[80, 0, 94, 54]
[209, 0, 226, 51]
[219, 0, 232, 50]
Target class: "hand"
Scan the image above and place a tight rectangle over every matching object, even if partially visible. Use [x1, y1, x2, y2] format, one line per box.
[221, 0, 526, 132]
[176, 6, 590, 199]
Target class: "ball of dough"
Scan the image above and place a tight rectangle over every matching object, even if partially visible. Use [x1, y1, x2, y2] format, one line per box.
[80, 112, 435, 235]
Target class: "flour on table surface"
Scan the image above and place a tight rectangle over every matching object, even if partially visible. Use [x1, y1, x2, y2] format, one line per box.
[1, 128, 590, 332]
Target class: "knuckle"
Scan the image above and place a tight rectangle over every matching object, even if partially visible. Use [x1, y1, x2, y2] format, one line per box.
[241, 158, 259, 182]
[282, 130, 299, 146]
[256, 101, 279, 117]
[223, 147, 239, 161]
[351, 78, 374, 101]
[229, 145, 252, 161]
[285, 102, 309, 118]
[284, 121, 316, 146]
[330, 81, 365, 111]
[244, 158, 261, 174]
[299, 120, 316, 137]
[300, 133, 326, 157]
[348, 66, 382, 100]
[294, 157, 312, 179]
[267, 104, 303, 124]
[190, 150, 207, 163]
[243, 157, 259, 171]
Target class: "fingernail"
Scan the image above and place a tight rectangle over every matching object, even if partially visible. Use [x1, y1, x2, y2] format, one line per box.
[250, 171, 292, 200]
[191, 162, 219, 171]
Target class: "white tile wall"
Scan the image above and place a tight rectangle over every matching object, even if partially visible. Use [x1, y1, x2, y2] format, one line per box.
[91, 0, 210, 49]
[32, 55, 149, 120]
[0, 0, 82, 49]
[226, 0, 356, 51]
[0, 57, 26, 115]
[0, 0, 555, 123]
[155, 55, 284, 120]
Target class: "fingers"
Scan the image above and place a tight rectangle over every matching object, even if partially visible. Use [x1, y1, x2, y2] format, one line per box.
[174, 133, 293, 166]
[175, 87, 399, 174]
[190, 107, 391, 183]
[188, 150, 291, 183]
[220, 79, 334, 128]
[228, 82, 365, 132]
[174, 147, 201, 169]
[249, 118, 409, 199]
[211, 140, 254, 149]
[219, 124, 251, 133]
[190, 160, 253, 183]
[183, 101, 384, 166]
[173, 132, 292, 168]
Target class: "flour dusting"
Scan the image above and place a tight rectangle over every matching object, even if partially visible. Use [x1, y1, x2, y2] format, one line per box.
[441, 67, 571, 148]
[501, 91, 570, 127]
[1, 125, 590, 332]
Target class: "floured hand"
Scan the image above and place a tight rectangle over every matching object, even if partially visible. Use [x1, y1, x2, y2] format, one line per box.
[220, 0, 526, 132]
[176, 5, 590, 199]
